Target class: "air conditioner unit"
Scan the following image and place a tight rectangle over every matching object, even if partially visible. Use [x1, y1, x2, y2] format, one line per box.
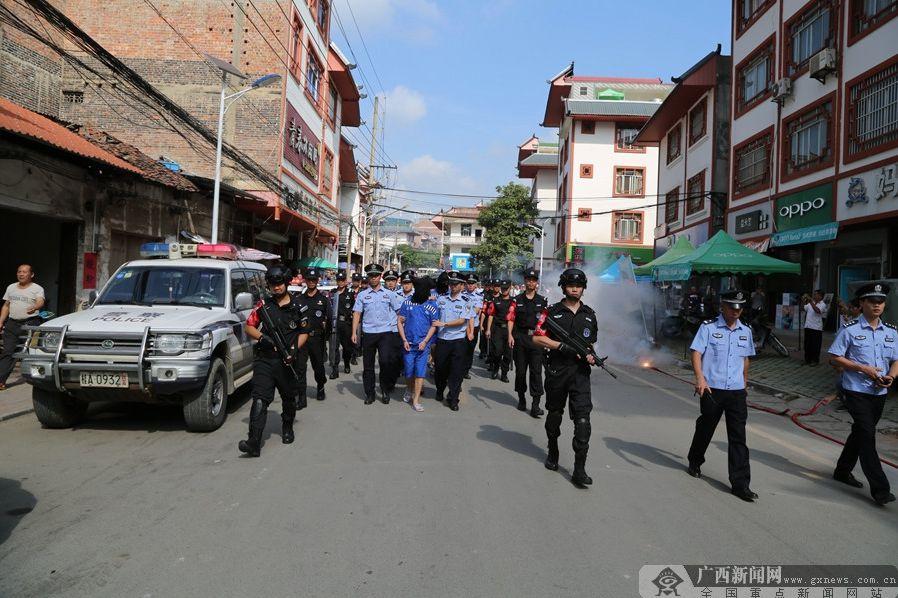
[809, 48, 837, 83]
[771, 77, 792, 103]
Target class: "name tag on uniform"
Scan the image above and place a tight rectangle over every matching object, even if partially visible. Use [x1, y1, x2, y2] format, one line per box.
[712, 332, 723, 338]
[739, 336, 747, 341]
[553, 314, 563, 319]
[584, 316, 593, 322]
[886, 336, 895, 342]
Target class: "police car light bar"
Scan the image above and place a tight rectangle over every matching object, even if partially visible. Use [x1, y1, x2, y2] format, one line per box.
[139, 242, 238, 260]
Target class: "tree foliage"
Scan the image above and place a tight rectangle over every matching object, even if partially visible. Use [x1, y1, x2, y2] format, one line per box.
[469, 182, 538, 275]
[394, 244, 441, 269]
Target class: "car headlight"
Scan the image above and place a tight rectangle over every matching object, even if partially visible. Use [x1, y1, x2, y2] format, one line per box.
[155, 334, 187, 354]
[40, 331, 61, 350]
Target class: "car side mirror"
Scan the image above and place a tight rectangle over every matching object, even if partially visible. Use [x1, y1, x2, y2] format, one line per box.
[88, 290, 98, 307]
[235, 292, 254, 311]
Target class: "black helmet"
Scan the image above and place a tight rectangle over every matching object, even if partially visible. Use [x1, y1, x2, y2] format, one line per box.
[558, 268, 587, 289]
[265, 264, 291, 285]
[523, 268, 539, 280]
[336, 270, 347, 281]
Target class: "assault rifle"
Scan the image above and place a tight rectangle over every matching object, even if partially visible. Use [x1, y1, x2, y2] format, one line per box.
[257, 292, 301, 381]
[541, 316, 617, 379]
[328, 290, 340, 379]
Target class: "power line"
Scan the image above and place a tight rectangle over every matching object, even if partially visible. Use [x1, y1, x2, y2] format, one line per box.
[342, 0, 385, 95]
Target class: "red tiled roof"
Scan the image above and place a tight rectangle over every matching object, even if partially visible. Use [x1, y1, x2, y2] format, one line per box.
[0, 97, 143, 175]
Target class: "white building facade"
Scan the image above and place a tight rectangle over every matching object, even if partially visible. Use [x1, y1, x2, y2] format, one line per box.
[432, 206, 485, 267]
[517, 135, 559, 271]
[728, 0, 898, 300]
[542, 66, 673, 269]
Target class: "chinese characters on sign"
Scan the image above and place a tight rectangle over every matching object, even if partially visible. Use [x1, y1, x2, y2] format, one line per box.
[283, 102, 320, 184]
[839, 163, 898, 220]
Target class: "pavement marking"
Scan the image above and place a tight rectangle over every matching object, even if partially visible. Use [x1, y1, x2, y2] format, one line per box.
[615, 367, 832, 468]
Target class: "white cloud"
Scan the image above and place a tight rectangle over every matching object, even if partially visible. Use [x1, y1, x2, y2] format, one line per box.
[395, 155, 481, 199]
[335, 0, 442, 43]
[384, 85, 427, 126]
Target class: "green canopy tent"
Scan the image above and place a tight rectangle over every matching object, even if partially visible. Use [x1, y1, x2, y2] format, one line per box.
[633, 236, 695, 276]
[654, 230, 800, 281]
[294, 256, 338, 270]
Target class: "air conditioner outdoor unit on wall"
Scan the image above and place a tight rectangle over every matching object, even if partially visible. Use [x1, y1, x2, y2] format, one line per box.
[809, 48, 837, 83]
[771, 78, 792, 103]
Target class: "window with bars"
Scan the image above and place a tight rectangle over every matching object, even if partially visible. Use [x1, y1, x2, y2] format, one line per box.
[616, 123, 643, 151]
[689, 99, 707, 144]
[733, 131, 773, 194]
[461, 224, 472, 237]
[579, 163, 593, 178]
[306, 45, 323, 104]
[847, 59, 898, 159]
[665, 187, 679, 223]
[785, 1, 835, 76]
[578, 208, 591, 222]
[850, 0, 898, 40]
[581, 121, 595, 135]
[612, 212, 643, 242]
[290, 14, 303, 76]
[686, 172, 705, 215]
[63, 90, 83, 103]
[737, 0, 775, 34]
[327, 84, 338, 123]
[316, 0, 330, 34]
[666, 123, 682, 164]
[614, 167, 645, 196]
[737, 42, 773, 111]
[784, 99, 833, 175]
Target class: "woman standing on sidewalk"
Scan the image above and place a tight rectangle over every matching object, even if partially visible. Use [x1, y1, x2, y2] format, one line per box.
[397, 277, 439, 412]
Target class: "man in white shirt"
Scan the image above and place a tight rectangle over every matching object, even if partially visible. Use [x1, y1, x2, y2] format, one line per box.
[0, 264, 45, 389]
[803, 289, 827, 366]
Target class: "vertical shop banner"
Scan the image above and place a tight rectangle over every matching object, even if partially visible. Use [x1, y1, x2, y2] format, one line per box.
[283, 103, 320, 185]
[82, 252, 98, 289]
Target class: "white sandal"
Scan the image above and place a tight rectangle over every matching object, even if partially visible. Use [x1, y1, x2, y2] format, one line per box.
[413, 403, 424, 412]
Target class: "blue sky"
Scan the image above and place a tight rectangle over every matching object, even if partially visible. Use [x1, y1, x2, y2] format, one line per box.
[332, 0, 732, 215]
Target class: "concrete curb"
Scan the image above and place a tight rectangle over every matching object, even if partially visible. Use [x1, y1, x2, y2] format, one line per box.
[0, 406, 33, 422]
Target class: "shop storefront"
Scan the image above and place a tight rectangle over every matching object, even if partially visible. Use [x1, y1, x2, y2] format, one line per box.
[727, 201, 773, 251]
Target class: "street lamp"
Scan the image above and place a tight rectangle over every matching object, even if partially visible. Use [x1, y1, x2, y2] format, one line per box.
[205, 54, 281, 244]
[523, 222, 545, 275]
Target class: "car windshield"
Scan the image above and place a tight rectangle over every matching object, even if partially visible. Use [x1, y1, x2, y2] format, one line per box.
[97, 267, 227, 307]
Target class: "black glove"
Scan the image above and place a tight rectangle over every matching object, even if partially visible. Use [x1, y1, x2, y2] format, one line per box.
[257, 335, 275, 352]
[557, 342, 579, 358]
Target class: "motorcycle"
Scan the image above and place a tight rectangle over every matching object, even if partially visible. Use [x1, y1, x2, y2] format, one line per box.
[747, 307, 789, 356]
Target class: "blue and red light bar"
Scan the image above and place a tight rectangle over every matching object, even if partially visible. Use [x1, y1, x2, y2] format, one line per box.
[139, 243, 238, 260]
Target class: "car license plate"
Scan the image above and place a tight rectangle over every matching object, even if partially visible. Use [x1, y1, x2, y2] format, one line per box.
[79, 372, 129, 388]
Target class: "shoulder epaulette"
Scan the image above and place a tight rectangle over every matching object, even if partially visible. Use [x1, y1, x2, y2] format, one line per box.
[884, 321, 896, 330]
[846, 319, 858, 326]
[703, 318, 715, 325]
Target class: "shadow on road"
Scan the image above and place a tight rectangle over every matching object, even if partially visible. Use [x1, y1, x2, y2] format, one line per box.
[0, 478, 36, 546]
[602, 436, 685, 471]
[467, 387, 517, 409]
[477, 424, 544, 462]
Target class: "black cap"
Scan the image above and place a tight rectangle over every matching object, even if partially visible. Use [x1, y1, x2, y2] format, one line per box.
[856, 281, 890, 300]
[720, 290, 747, 308]
[523, 268, 539, 280]
[304, 267, 320, 280]
[446, 270, 464, 283]
[399, 269, 415, 283]
[465, 273, 479, 283]
[336, 270, 347, 281]
[364, 263, 384, 276]
[499, 279, 511, 288]
[383, 269, 399, 280]
[351, 273, 362, 282]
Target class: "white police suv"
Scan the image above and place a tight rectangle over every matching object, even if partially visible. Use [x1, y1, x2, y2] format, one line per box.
[20, 243, 265, 431]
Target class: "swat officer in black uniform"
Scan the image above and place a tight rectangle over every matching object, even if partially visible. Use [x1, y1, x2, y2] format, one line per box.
[239, 264, 310, 457]
[486, 279, 514, 381]
[299, 267, 332, 400]
[331, 270, 356, 375]
[508, 268, 548, 416]
[479, 279, 496, 360]
[532, 268, 599, 488]
[350, 273, 362, 364]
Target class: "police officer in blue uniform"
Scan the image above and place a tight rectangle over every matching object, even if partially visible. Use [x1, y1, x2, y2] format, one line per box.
[686, 290, 758, 502]
[828, 282, 897, 506]
[532, 268, 598, 488]
[509, 268, 548, 416]
[384, 269, 399, 292]
[299, 267, 332, 401]
[433, 270, 472, 411]
[461, 273, 483, 379]
[398, 270, 416, 300]
[352, 264, 405, 404]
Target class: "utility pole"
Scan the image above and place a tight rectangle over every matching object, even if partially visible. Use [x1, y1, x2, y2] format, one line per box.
[362, 95, 381, 267]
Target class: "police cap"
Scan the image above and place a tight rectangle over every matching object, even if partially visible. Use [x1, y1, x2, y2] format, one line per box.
[720, 290, 747, 309]
[523, 268, 539, 280]
[399, 269, 416, 283]
[856, 281, 890, 300]
[446, 270, 464, 283]
[465, 273, 480, 283]
[265, 264, 290, 285]
[351, 273, 362, 282]
[304, 267, 320, 280]
[364, 263, 384, 276]
[336, 270, 347, 281]
[499, 279, 511, 288]
[383, 269, 399, 280]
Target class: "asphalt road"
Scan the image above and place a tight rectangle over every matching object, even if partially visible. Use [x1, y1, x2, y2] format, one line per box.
[1, 359, 896, 597]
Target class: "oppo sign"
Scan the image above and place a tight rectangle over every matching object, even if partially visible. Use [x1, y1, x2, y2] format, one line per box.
[778, 196, 826, 218]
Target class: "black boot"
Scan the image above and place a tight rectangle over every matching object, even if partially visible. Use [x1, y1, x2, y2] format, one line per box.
[517, 393, 528, 411]
[491, 369, 499, 380]
[239, 399, 267, 457]
[351, 356, 358, 365]
[544, 437, 559, 471]
[571, 453, 592, 488]
[571, 417, 592, 488]
[499, 370, 509, 383]
[329, 366, 339, 380]
[282, 419, 295, 444]
[344, 363, 351, 374]
[317, 385, 326, 401]
[530, 397, 544, 418]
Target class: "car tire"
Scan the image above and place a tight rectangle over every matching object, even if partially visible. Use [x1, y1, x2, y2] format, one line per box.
[182, 358, 228, 432]
[32, 386, 87, 428]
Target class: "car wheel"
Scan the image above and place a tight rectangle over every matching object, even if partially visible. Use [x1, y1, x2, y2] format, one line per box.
[32, 386, 87, 428]
[182, 358, 228, 432]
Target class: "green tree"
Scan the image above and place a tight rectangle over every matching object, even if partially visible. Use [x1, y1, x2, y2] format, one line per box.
[394, 244, 440, 269]
[469, 182, 538, 275]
